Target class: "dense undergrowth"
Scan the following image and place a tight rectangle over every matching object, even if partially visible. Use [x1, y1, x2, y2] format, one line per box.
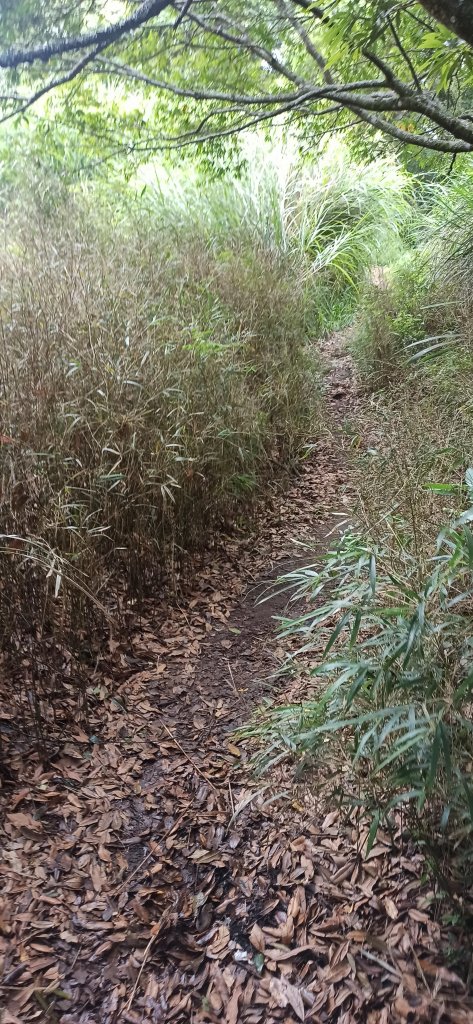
[4, 130, 473, 908]
[248, 164, 473, 906]
[0, 195, 315, 746]
[0, 148, 409, 748]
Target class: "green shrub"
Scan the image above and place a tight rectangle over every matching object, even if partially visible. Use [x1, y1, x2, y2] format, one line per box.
[244, 473, 473, 883]
[424, 170, 473, 295]
[353, 167, 473, 390]
[352, 253, 431, 387]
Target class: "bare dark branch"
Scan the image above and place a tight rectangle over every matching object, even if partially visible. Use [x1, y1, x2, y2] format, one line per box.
[387, 14, 423, 91]
[275, 0, 334, 83]
[0, 0, 174, 69]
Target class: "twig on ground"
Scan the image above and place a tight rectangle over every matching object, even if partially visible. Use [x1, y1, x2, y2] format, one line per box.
[358, 947, 401, 979]
[227, 658, 239, 694]
[160, 720, 220, 793]
[126, 932, 156, 1012]
[228, 778, 235, 819]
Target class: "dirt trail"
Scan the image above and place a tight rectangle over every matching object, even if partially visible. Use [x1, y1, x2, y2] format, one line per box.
[1, 336, 472, 1024]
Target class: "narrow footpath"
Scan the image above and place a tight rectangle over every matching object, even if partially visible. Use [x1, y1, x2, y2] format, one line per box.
[1, 336, 472, 1024]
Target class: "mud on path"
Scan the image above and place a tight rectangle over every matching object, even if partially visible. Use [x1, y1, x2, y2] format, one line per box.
[1, 338, 472, 1024]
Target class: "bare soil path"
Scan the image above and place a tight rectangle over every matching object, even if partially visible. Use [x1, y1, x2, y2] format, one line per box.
[1, 336, 472, 1024]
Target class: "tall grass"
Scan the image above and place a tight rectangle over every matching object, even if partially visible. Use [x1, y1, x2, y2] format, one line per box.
[0, 147, 412, 749]
[243, 164, 473, 903]
[351, 166, 473, 550]
[139, 143, 412, 331]
[353, 165, 473, 386]
[244, 485, 473, 889]
[0, 183, 319, 748]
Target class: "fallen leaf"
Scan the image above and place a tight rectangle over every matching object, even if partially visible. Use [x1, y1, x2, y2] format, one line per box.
[249, 922, 265, 952]
[269, 975, 305, 1020]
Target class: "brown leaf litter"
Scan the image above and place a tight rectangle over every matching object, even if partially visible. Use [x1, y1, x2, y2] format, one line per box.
[1, 336, 473, 1024]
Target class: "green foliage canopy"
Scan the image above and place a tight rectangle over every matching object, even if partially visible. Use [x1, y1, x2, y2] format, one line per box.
[0, 1, 473, 163]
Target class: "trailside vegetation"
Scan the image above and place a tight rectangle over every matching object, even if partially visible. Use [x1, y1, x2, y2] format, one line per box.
[2, 0, 473, 954]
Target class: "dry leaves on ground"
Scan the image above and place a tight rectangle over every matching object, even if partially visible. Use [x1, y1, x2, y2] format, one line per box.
[1, 346, 472, 1023]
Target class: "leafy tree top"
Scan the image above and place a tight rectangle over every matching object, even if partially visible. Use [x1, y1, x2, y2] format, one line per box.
[1, 0, 473, 155]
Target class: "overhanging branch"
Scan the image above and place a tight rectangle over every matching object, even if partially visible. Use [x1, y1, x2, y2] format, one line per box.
[0, 0, 472, 157]
[0, 48, 105, 124]
[346, 104, 472, 152]
[0, 0, 174, 69]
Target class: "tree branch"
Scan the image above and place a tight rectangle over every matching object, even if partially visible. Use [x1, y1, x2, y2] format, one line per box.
[0, 47, 105, 124]
[95, 56, 384, 106]
[183, 7, 309, 87]
[160, 98, 342, 145]
[291, 0, 327, 19]
[96, 57, 312, 104]
[387, 14, 423, 91]
[363, 47, 473, 145]
[275, 0, 334, 83]
[140, 97, 333, 148]
[0, 0, 174, 69]
[346, 103, 472, 152]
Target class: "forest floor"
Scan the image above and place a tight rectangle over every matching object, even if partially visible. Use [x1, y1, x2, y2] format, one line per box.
[2, 335, 473, 1024]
